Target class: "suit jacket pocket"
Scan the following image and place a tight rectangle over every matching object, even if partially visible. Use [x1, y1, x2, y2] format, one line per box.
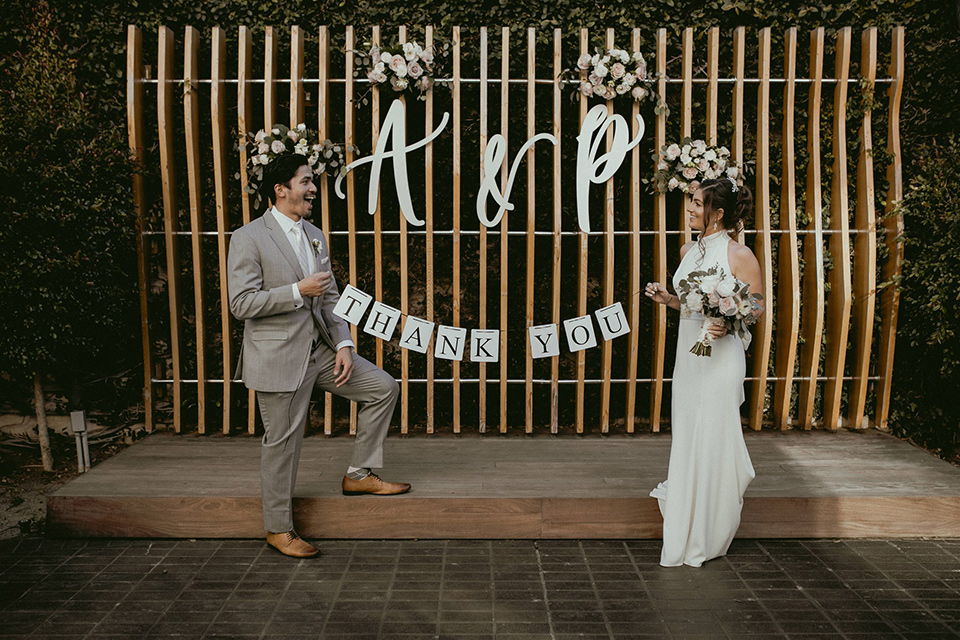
[252, 330, 288, 341]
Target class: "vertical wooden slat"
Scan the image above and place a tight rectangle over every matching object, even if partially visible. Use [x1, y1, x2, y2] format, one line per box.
[748, 28, 774, 431]
[289, 26, 304, 127]
[551, 28, 562, 434]
[525, 27, 535, 434]
[576, 27, 589, 435]
[398, 25, 409, 435]
[452, 27, 462, 434]
[183, 27, 206, 434]
[264, 26, 277, 130]
[706, 27, 719, 146]
[425, 25, 435, 434]
[318, 26, 334, 436]
[649, 28, 668, 433]
[625, 27, 641, 433]
[600, 27, 615, 434]
[679, 28, 693, 248]
[345, 26, 359, 436]
[847, 28, 878, 430]
[875, 27, 905, 429]
[732, 28, 745, 173]
[126, 26, 153, 431]
[772, 28, 800, 430]
[237, 26, 257, 434]
[371, 26, 384, 371]
[157, 27, 182, 432]
[797, 28, 826, 430]
[499, 27, 510, 433]
[822, 27, 853, 431]
[211, 27, 233, 434]
[479, 27, 488, 433]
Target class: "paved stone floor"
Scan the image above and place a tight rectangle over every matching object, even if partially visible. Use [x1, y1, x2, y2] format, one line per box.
[0, 538, 958, 640]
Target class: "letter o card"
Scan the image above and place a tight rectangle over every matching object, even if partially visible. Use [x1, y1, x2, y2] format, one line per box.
[332, 285, 373, 325]
[399, 316, 435, 354]
[363, 302, 401, 341]
[528, 324, 560, 359]
[563, 315, 597, 352]
[594, 302, 630, 341]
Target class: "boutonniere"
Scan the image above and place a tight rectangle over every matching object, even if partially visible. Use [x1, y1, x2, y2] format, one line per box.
[311, 238, 321, 256]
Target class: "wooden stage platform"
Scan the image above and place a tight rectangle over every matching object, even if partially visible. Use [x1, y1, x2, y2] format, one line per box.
[47, 429, 960, 539]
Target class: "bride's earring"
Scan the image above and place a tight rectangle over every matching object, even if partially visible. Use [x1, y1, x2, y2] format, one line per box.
[712, 222, 718, 230]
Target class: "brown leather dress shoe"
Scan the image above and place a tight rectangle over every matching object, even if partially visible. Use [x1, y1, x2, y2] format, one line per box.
[342, 472, 411, 496]
[266, 530, 320, 558]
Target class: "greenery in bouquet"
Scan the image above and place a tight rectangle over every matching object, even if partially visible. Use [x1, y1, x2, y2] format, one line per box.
[351, 39, 452, 104]
[242, 124, 355, 209]
[653, 138, 745, 194]
[675, 266, 762, 356]
[561, 46, 666, 112]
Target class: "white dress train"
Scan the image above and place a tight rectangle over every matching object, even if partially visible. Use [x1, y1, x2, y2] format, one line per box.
[650, 231, 756, 567]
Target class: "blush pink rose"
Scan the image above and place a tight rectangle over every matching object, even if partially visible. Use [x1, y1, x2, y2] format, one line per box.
[719, 297, 737, 316]
[682, 166, 698, 180]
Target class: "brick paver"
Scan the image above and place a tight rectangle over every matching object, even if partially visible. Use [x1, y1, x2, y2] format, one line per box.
[1, 538, 958, 639]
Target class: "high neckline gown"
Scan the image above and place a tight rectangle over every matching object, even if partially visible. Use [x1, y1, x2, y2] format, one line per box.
[650, 231, 756, 568]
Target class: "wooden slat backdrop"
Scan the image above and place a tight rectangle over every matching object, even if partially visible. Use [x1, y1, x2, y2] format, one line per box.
[126, 26, 153, 432]
[823, 27, 853, 431]
[128, 25, 904, 435]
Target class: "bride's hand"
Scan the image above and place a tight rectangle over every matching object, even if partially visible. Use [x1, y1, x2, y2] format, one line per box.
[706, 322, 728, 339]
[644, 282, 672, 306]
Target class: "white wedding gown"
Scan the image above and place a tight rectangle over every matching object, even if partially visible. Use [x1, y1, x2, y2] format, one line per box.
[650, 231, 755, 567]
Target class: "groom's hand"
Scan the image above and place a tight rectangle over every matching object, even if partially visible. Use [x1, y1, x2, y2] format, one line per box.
[298, 271, 331, 298]
[334, 347, 354, 387]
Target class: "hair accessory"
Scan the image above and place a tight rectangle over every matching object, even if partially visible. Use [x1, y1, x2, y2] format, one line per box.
[727, 176, 739, 193]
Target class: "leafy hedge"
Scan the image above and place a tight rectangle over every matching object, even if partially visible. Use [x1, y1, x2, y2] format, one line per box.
[0, 0, 958, 448]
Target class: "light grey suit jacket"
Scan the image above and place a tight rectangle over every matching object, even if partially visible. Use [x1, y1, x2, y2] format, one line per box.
[227, 211, 353, 393]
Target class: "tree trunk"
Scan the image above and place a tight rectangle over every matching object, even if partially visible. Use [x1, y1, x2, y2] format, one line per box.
[33, 373, 53, 472]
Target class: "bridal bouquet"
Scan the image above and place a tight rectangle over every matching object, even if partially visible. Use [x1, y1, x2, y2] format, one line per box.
[675, 266, 762, 356]
[563, 47, 663, 110]
[352, 40, 450, 103]
[242, 124, 355, 209]
[653, 137, 743, 194]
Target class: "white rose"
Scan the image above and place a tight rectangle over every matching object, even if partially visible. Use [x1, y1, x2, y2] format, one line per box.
[308, 153, 319, 166]
[716, 279, 736, 297]
[720, 146, 731, 156]
[687, 292, 704, 312]
[380, 52, 393, 64]
[374, 61, 385, 73]
[631, 86, 647, 100]
[679, 153, 692, 165]
[700, 275, 721, 295]
[697, 159, 710, 172]
[577, 53, 592, 70]
[258, 153, 269, 164]
[271, 128, 280, 134]
[271, 140, 286, 154]
[704, 149, 717, 161]
[693, 139, 707, 152]
[658, 160, 669, 171]
[610, 62, 625, 79]
[738, 299, 754, 316]
[705, 169, 718, 180]
[403, 42, 417, 61]
[623, 72, 636, 86]
[389, 55, 407, 77]
[726, 167, 739, 178]
[251, 155, 260, 165]
[595, 62, 608, 78]
[619, 51, 630, 64]
[589, 72, 602, 87]
[407, 61, 423, 79]
[591, 53, 600, 66]
[258, 142, 269, 154]
[254, 130, 266, 143]
[580, 81, 593, 97]
[682, 166, 699, 180]
[681, 144, 691, 155]
[297, 123, 306, 131]
[420, 49, 434, 64]
[287, 130, 299, 142]
[616, 83, 629, 95]
[668, 177, 680, 190]
[665, 144, 681, 161]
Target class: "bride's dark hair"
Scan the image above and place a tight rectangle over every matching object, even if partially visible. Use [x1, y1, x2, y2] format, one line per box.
[698, 177, 754, 239]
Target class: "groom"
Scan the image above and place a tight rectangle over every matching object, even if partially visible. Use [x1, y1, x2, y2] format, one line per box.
[228, 153, 410, 559]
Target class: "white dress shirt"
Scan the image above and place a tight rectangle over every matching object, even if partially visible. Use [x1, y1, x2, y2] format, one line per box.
[270, 207, 354, 353]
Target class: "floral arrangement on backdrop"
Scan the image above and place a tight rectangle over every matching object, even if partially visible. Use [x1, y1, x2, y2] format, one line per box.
[675, 266, 763, 356]
[562, 46, 665, 111]
[351, 39, 452, 104]
[653, 137, 744, 194]
[241, 124, 355, 209]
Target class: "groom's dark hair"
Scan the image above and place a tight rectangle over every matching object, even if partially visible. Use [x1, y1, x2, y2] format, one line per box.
[261, 153, 310, 205]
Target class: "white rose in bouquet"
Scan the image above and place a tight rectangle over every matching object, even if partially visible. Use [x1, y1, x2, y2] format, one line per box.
[407, 61, 424, 79]
[577, 53, 592, 70]
[665, 143, 681, 160]
[686, 292, 704, 312]
[616, 83, 629, 95]
[715, 278, 736, 298]
[631, 86, 647, 100]
[403, 42, 418, 61]
[726, 166, 739, 179]
[271, 140, 286, 154]
[682, 166, 698, 180]
[610, 62, 626, 79]
[380, 52, 393, 64]
[704, 149, 717, 161]
[389, 55, 407, 76]
[420, 49, 434, 65]
[700, 275, 721, 295]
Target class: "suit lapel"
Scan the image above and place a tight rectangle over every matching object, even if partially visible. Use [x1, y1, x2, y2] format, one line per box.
[301, 222, 324, 316]
[262, 209, 305, 280]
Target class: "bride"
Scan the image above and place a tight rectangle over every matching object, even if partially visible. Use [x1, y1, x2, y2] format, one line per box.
[645, 176, 764, 567]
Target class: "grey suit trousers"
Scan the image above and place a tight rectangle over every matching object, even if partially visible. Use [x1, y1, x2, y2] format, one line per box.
[257, 340, 399, 533]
